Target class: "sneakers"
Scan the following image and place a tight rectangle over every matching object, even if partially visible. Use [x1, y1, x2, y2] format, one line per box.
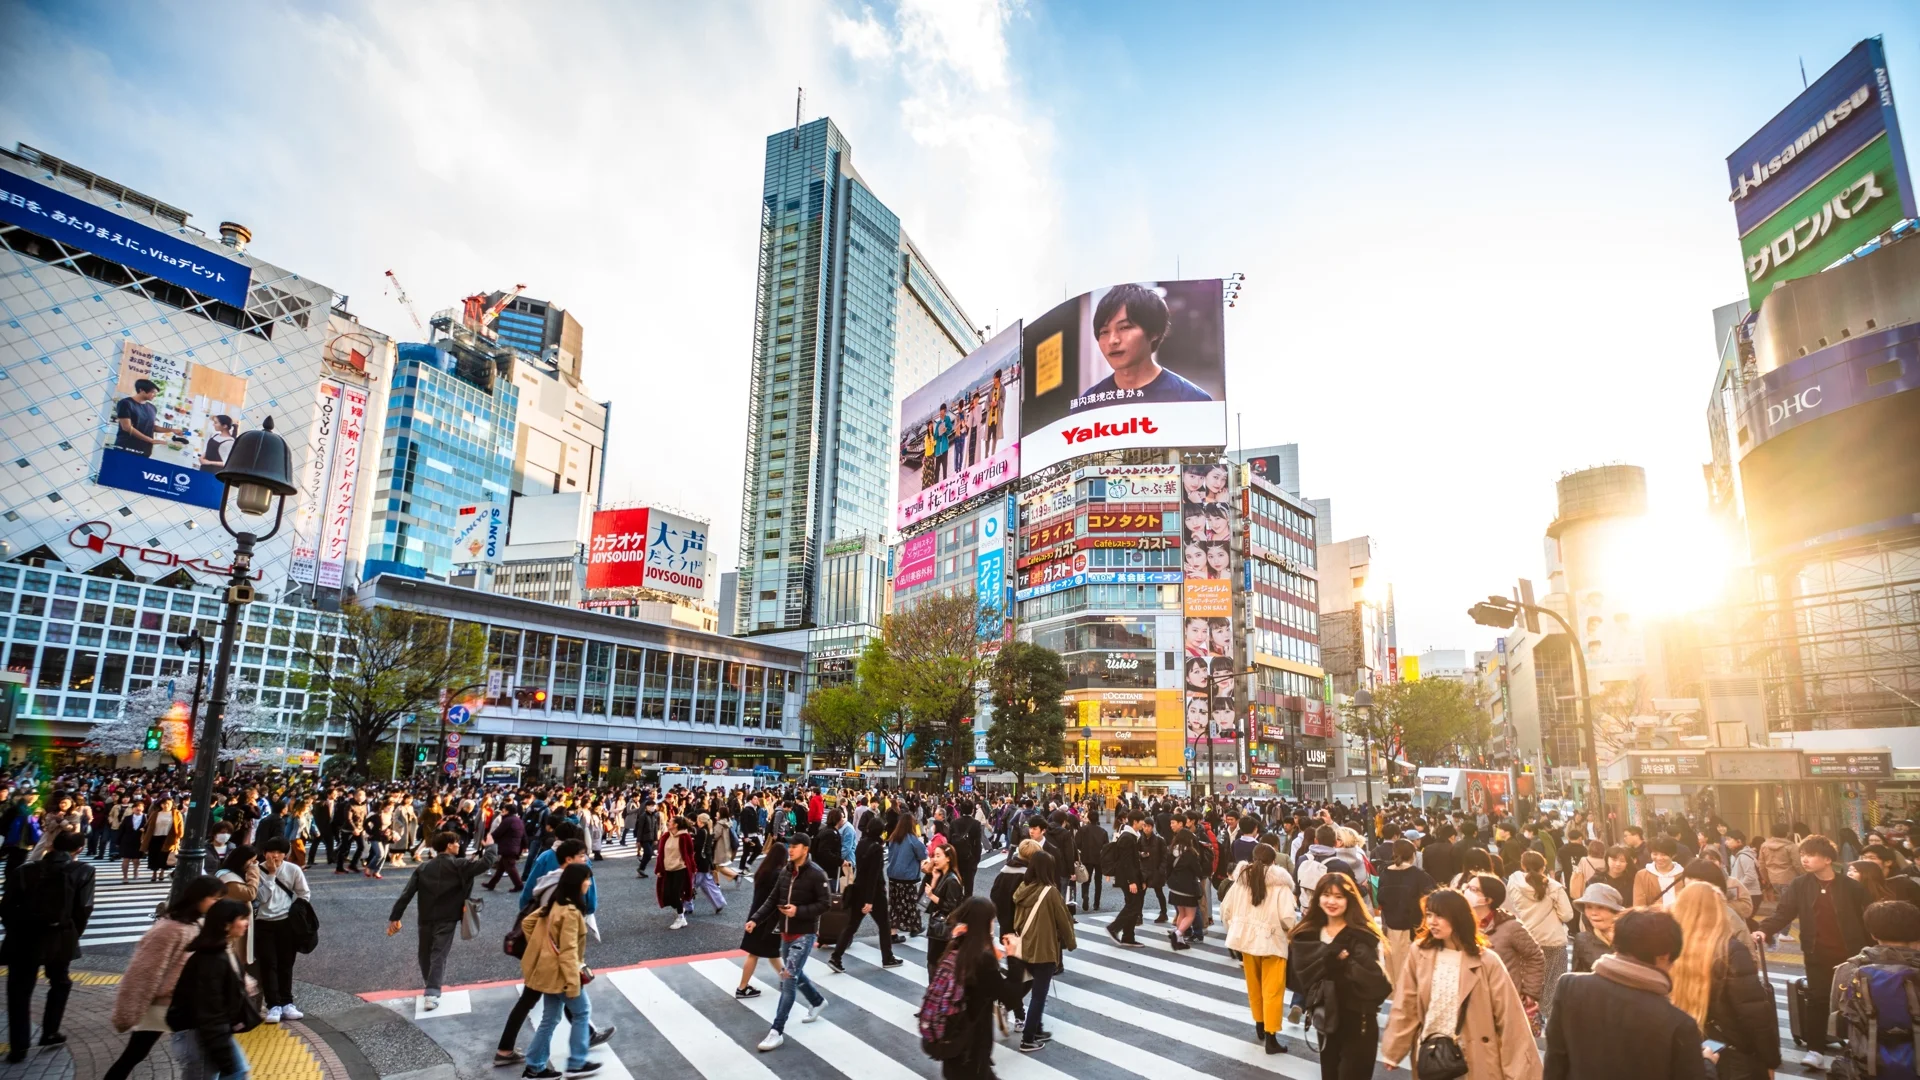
[1107, 924, 1123, 944]
[669, 913, 688, 930]
[1118, 937, 1144, 948]
[1018, 1041, 1045, 1053]
[1288, 1004, 1303, 1025]
[803, 1000, 828, 1023]
[588, 1026, 614, 1047]
[522, 1069, 561, 1079]
[735, 985, 762, 998]
[494, 1051, 526, 1067]
[423, 995, 441, 1011]
[825, 957, 846, 974]
[280, 1005, 304, 1021]
[881, 957, 903, 968]
[37, 1033, 66, 1047]
[265, 1006, 284, 1023]
[565, 1063, 602, 1077]
[757, 1030, 785, 1052]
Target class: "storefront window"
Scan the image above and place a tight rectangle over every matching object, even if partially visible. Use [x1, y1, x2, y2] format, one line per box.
[669, 654, 696, 722]
[521, 632, 553, 709]
[743, 666, 765, 727]
[582, 641, 612, 716]
[694, 658, 719, 724]
[611, 647, 641, 719]
[642, 650, 668, 720]
[720, 661, 743, 726]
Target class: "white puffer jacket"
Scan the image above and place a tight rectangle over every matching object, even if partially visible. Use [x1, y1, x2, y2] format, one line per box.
[1502, 869, 1574, 948]
[1221, 863, 1299, 958]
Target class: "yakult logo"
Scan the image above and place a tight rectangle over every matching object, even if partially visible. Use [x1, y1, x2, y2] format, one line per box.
[1060, 416, 1159, 445]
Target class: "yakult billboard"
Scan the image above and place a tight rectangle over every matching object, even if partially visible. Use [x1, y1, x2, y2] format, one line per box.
[585, 507, 710, 599]
[1019, 280, 1227, 474]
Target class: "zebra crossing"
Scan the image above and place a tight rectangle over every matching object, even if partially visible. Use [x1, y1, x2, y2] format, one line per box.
[392, 900, 1841, 1080]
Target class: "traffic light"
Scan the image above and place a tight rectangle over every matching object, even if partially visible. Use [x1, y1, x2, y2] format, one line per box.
[1468, 596, 1518, 629]
[416, 746, 428, 764]
[145, 726, 162, 752]
[1516, 579, 1542, 633]
[515, 687, 548, 709]
[540, 735, 549, 747]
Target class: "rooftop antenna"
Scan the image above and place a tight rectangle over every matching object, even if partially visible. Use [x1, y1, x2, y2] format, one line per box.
[794, 87, 805, 148]
[1800, 57, 1808, 88]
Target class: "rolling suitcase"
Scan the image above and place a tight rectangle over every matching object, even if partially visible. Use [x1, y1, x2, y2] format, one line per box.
[1788, 975, 1817, 1047]
[815, 892, 850, 948]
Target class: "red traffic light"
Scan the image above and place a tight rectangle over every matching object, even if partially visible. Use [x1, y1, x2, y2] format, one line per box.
[533, 689, 546, 702]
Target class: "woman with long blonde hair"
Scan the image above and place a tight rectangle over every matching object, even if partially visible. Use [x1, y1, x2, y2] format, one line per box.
[1667, 882, 1778, 1080]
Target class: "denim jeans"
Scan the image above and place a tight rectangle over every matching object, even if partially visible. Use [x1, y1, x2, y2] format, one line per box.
[171, 1030, 250, 1080]
[1021, 961, 1056, 1042]
[526, 990, 592, 1072]
[771, 934, 823, 1032]
[366, 839, 387, 874]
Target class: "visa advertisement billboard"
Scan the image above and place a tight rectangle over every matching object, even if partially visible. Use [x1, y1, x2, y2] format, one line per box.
[1019, 280, 1227, 474]
[1728, 38, 1917, 309]
[97, 340, 248, 511]
[896, 324, 1021, 530]
[585, 506, 710, 598]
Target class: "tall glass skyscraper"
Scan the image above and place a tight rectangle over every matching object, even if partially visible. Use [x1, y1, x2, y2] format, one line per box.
[734, 118, 978, 635]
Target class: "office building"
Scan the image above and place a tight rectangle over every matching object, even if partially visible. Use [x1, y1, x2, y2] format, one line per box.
[0, 144, 389, 754]
[732, 117, 978, 638]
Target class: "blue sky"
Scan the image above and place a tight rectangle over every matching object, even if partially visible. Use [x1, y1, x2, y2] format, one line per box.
[1, 1, 1914, 654]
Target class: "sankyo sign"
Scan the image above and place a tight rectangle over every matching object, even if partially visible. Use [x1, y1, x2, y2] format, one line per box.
[1742, 134, 1903, 309]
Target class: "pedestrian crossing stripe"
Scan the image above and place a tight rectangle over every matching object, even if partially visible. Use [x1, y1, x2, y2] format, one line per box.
[397, 927, 1832, 1080]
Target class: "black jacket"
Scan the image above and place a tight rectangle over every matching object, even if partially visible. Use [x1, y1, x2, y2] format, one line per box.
[947, 815, 983, 868]
[1420, 837, 1460, 886]
[1076, 822, 1108, 875]
[1704, 931, 1782, 1079]
[990, 859, 1028, 934]
[749, 857, 831, 936]
[924, 870, 966, 939]
[1758, 870, 1869, 961]
[1, 851, 95, 963]
[1139, 832, 1169, 888]
[1374, 866, 1436, 932]
[169, 945, 254, 1074]
[1042, 824, 1076, 879]
[1544, 964, 1706, 1080]
[848, 834, 888, 905]
[1286, 924, 1393, 1013]
[1106, 829, 1144, 888]
[389, 845, 497, 925]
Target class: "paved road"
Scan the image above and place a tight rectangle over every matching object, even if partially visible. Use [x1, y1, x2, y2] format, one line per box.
[382, 903, 1838, 1080]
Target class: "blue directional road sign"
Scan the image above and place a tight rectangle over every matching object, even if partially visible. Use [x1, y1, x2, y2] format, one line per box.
[446, 704, 472, 727]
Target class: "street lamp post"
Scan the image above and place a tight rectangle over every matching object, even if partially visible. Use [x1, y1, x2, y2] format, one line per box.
[1468, 593, 1602, 836]
[1080, 723, 1092, 796]
[170, 418, 296, 906]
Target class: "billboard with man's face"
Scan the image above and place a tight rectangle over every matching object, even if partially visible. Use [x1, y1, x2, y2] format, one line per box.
[97, 340, 249, 510]
[1018, 279, 1227, 474]
[896, 324, 1022, 529]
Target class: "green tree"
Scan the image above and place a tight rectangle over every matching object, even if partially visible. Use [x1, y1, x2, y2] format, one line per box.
[1374, 678, 1490, 770]
[802, 684, 880, 768]
[300, 603, 487, 777]
[881, 592, 997, 790]
[985, 641, 1068, 794]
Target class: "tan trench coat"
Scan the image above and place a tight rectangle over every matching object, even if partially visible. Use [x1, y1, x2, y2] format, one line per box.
[1380, 942, 1542, 1080]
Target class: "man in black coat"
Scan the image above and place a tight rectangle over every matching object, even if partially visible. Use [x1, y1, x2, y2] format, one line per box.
[1544, 909, 1704, 1080]
[1757, 834, 1869, 1055]
[745, 833, 831, 1051]
[1106, 812, 1148, 947]
[947, 799, 983, 894]
[3, 831, 94, 1059]
[1138, 817, 1170, 921]
[1076, 811, 1109, 911]
[387, 830, 497, 1010]
[827, 819, 900, 971]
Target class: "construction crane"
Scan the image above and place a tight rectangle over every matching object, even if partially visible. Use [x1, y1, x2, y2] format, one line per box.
[459, 283, 527, 339]
[481, 283, 527, 330]
[383, 269, 424, 332]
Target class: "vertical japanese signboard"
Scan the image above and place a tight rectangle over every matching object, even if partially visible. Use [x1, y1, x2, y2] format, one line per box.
[1179, 461, 1235, 746]
[316, 383, 367, 588]
[289, 381, 341, 585]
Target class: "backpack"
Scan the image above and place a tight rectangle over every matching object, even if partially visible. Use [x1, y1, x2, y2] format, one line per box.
[1838, 963, 1920, 1080]
[1100, 836, 1129, 879]
[503, 895, 542, 959]
[275, 877, 320, 954]
[917, 948, 969, 1060]
[1297, 853, 1328, 900]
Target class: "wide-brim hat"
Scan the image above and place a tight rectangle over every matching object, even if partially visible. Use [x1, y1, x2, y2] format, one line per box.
[1574, 883, 1624, 912]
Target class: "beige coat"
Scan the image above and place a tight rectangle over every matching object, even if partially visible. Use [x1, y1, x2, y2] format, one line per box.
[521, 903, 587, 997]
[1380, 943, 1542, 1080]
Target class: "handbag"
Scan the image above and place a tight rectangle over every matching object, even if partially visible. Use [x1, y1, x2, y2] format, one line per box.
[1415, 1035, 1469, 1080]
[1004, 885, 1050, 961]
[460, 896, 484, 941]
[1072, 861, 1089, 885]
[1302, 972, 1340, 1049]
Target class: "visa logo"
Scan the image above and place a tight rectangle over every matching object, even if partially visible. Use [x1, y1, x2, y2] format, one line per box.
[142, 471, 169, 483]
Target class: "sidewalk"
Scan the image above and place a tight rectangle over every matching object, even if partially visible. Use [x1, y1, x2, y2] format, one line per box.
[0, 967, 448, 1080]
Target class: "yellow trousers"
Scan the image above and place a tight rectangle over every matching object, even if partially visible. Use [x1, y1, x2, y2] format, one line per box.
[1242, 953, 1287, 1031]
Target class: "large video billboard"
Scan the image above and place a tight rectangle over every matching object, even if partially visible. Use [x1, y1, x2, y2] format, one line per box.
[585, 506, 710, 598]
[97, 340, 249, 511]
[896, 324, 1021, 529]
[1179, 461, 1236, 747]
[1019, 279, 1227, 474]
[1728, 38, 1917, 309]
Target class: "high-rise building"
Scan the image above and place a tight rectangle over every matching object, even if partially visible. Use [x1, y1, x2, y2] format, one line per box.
[365, 325, 519, 580]
[733, 117, 978, 637]
[489, 293, 585, 384]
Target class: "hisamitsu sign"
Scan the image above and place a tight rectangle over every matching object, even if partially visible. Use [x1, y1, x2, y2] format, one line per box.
[0, 170, 252, 308]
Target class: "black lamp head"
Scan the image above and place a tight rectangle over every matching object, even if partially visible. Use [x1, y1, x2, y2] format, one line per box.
[219, 415, 297, 516]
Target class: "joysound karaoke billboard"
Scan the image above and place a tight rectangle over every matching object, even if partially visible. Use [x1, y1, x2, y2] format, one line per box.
[896, 324, 1022, 530]
[1018, 279, 1227, 474]
[1728, 38, 1917, 309]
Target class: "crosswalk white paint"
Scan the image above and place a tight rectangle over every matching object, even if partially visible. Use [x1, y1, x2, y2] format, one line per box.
[608, 967, 783, 1080]
[688, 959, 922, 1080]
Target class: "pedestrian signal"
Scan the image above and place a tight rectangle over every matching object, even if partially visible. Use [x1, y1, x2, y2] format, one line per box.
[145, 726, 162, 751]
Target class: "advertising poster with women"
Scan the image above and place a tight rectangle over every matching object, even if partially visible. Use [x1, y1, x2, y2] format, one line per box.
[96, 339, 248, 509]
[895, 323, 1021, 530]
[1180, 460, 1236, 746]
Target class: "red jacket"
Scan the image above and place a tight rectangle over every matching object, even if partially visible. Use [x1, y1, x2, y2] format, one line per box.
[807, 792, 824, 826]
[655, 831, 697, 908]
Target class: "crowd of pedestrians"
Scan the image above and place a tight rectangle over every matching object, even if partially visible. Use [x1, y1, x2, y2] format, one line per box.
[13, 760, 1920, 1080]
